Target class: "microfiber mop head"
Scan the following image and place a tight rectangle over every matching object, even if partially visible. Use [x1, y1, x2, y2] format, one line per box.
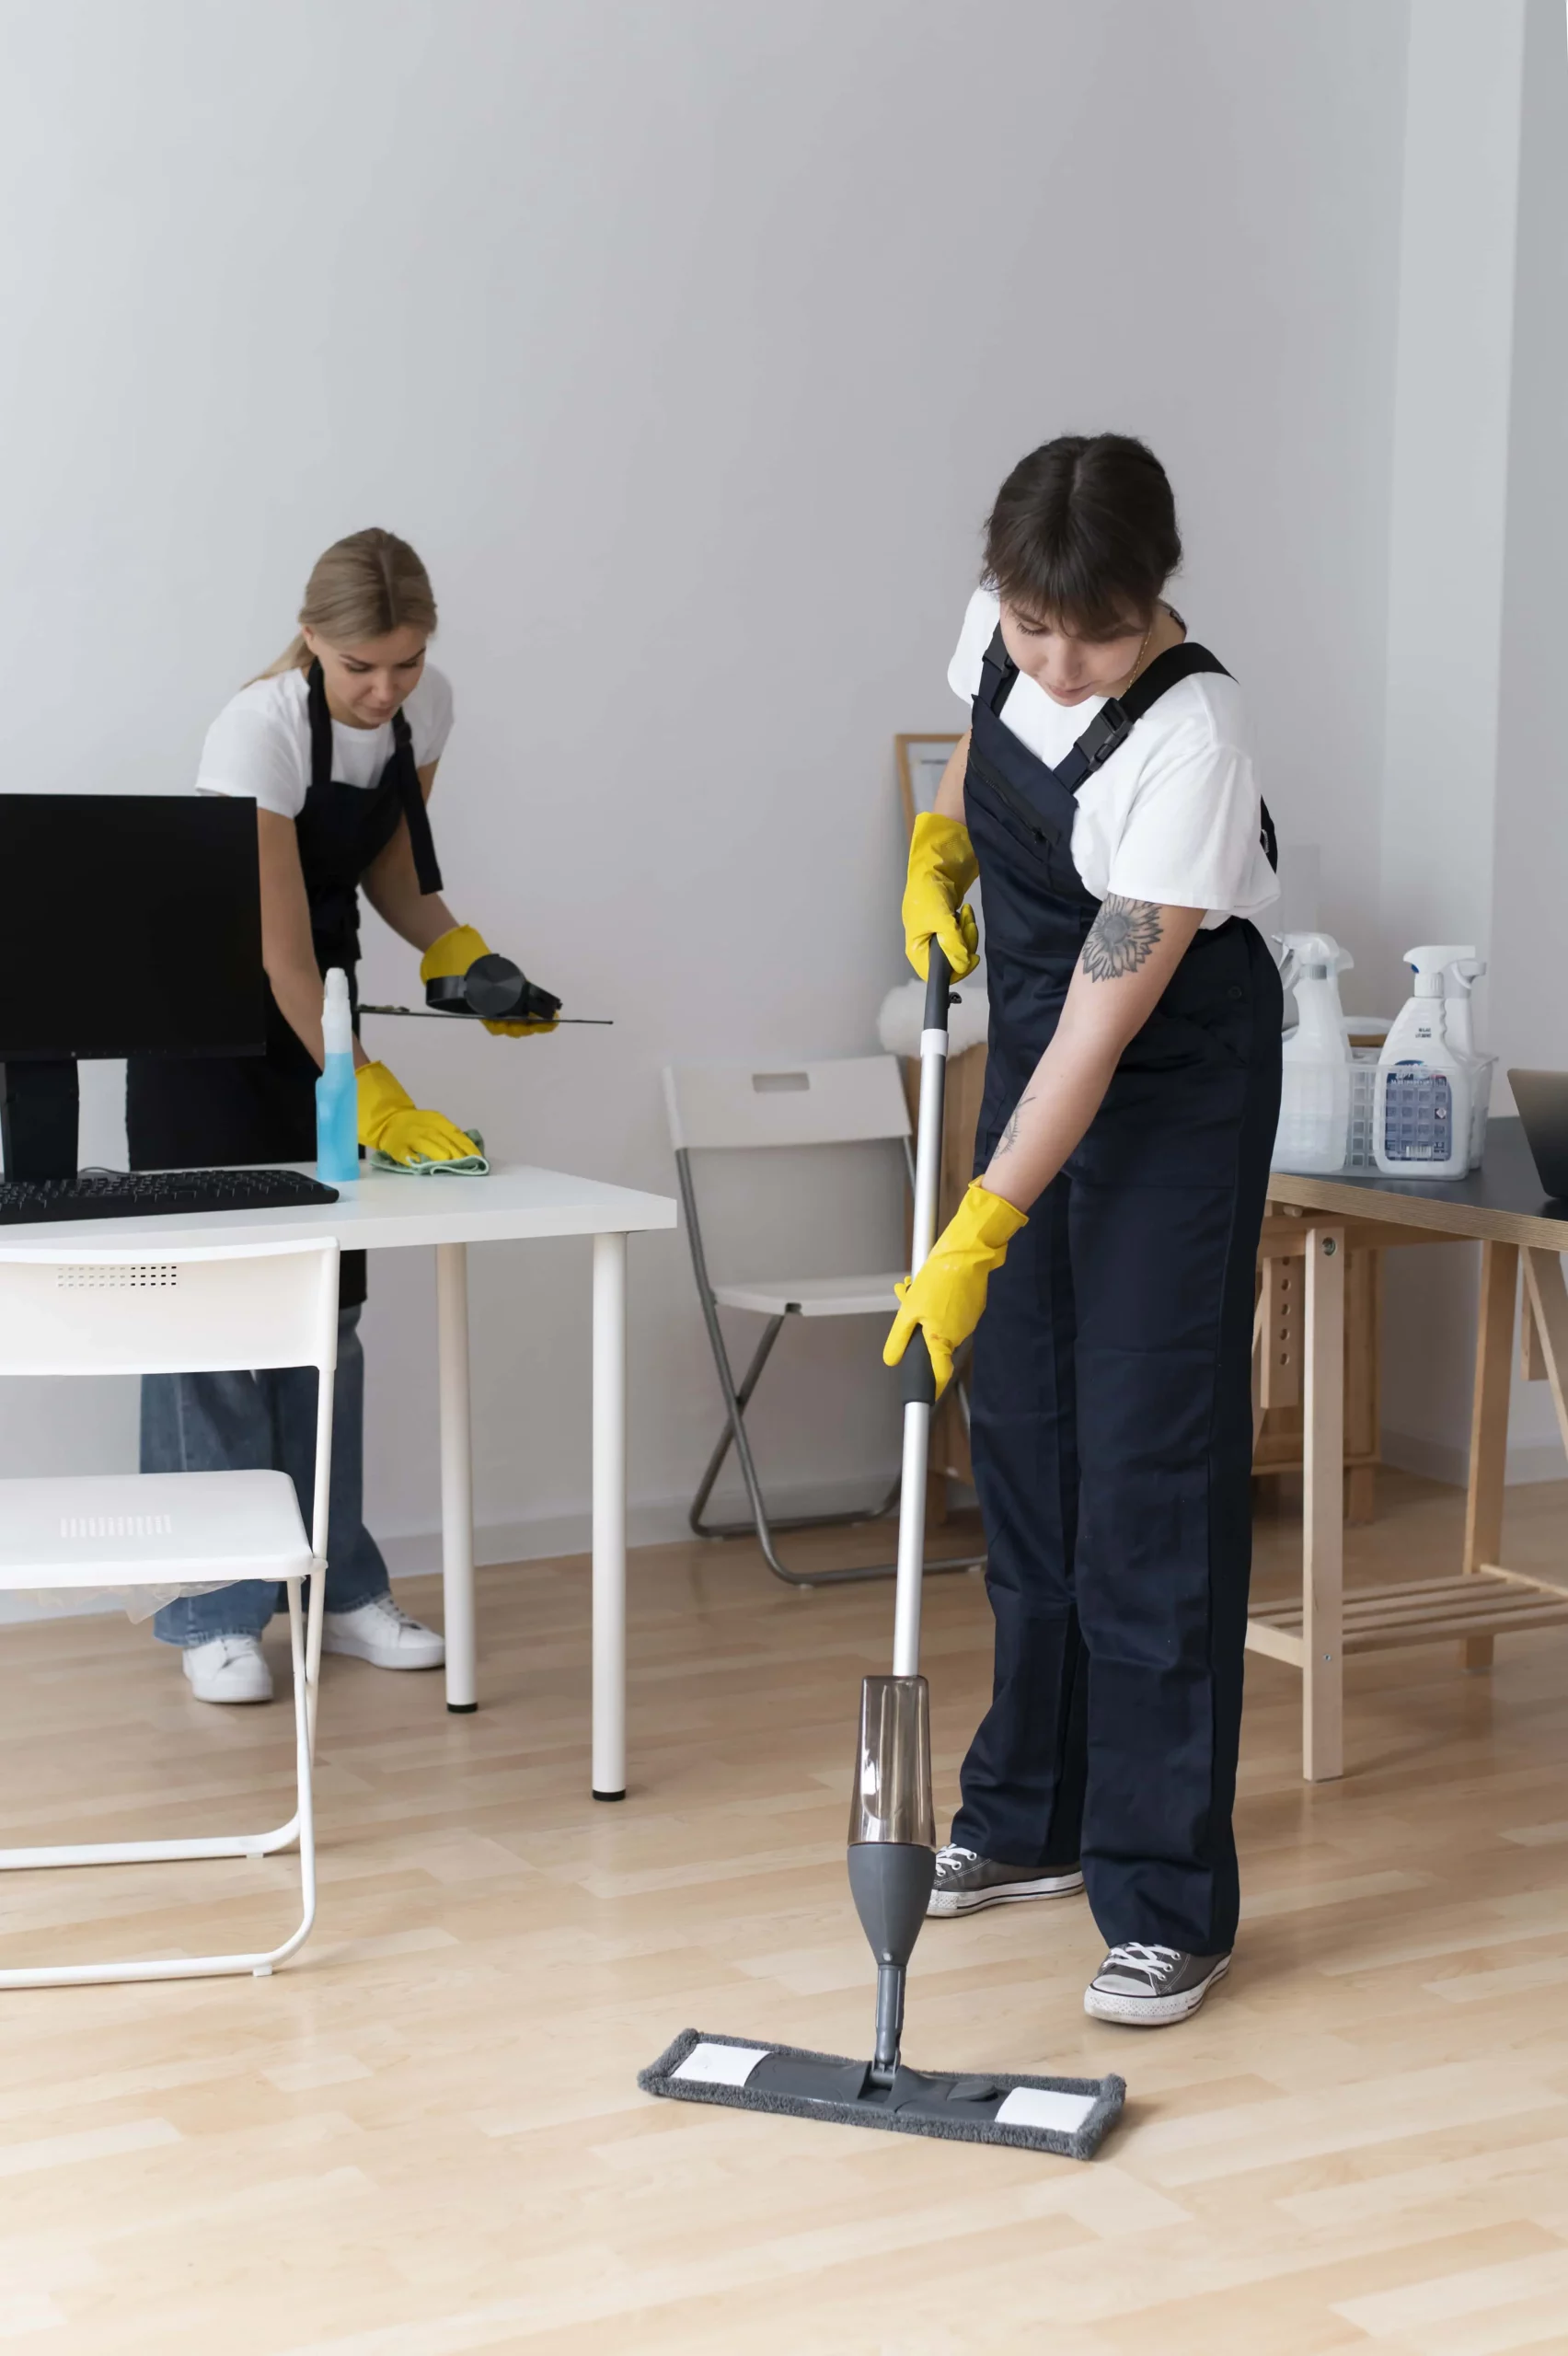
[640, 2029, 1124, 2161]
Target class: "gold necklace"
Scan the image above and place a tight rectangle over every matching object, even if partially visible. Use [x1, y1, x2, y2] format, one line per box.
[1121, 613, 1156, 696]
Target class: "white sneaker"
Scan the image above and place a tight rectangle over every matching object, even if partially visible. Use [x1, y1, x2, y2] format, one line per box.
[321, 1593, 445, 1670]
[182, 1634, 273, 1704]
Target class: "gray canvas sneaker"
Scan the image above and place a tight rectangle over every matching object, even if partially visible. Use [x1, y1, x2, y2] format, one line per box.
[1084, 1944, 1231, 2026]
[927, 1843, 1085, 1916]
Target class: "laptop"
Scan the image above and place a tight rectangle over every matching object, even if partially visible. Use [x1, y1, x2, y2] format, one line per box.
[1507, 1069, 1568, 1199]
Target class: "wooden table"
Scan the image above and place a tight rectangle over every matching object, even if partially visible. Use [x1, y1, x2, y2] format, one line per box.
[1256, 1119, 1568, 1782]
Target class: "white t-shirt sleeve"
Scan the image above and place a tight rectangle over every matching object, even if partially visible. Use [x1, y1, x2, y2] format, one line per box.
[1104, 722, 1266, 914]
[409, 665, 455, 768]
[947, 587, 999, 708]
[195, 687, 309, 820]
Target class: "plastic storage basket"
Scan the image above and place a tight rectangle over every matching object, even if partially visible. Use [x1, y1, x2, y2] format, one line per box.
[1346, 1052, 1380, 1172]
[1351, 1049, 1496, 1174]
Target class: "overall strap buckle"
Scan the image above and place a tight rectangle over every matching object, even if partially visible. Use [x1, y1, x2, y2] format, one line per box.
[1073, 699, 1131, 771]
[1070, 644, 1234, 779]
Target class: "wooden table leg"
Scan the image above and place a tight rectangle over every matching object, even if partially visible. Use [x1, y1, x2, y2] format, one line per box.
[1462, 1242, 1517, 1672]
[1345, 1464, 1377, 1525]
[1302, 1226, 1344, 1782]
[1521, 1248, 1568, 1442]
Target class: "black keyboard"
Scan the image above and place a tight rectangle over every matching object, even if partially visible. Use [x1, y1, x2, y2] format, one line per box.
[0, 1167, 340, 1225]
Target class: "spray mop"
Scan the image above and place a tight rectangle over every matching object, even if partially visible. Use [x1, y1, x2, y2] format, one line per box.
[640, 947, 1125, 2160]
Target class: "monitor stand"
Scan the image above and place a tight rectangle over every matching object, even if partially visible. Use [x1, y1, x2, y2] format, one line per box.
[0, 1060, 79, 1182]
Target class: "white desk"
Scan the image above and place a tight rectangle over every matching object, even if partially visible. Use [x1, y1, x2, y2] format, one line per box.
[0, 1165, 676, 1798]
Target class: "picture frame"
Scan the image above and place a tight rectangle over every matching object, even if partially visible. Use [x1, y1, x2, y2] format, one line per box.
[895, 734, 963, 838]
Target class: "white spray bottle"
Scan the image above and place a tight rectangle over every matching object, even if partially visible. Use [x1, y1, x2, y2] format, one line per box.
[1375, 945, 1476, 1179]
[1272, 932, 1354, 1173]
[1443, 954, 1491, 1170]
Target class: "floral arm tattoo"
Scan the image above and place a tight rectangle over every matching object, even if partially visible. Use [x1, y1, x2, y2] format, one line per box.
[997, 1091, 1034, 1153]
[1080, 895, 1163, 981]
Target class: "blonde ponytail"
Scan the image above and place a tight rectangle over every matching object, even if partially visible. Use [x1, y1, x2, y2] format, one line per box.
[258, 631, 310, 680]
[253, 528, 438, 681]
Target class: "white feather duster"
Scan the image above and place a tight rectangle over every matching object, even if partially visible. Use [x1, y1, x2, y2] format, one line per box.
[877, 972, 990, 1059]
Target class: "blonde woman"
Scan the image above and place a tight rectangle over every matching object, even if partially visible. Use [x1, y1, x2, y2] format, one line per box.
[127, 529, 550, 1703]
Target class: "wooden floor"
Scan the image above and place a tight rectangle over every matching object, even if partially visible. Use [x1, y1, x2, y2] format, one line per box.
[5, 1471, 1568, 2352]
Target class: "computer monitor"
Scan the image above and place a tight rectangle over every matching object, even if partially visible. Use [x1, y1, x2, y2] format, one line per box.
[0, 794, 265, 1180]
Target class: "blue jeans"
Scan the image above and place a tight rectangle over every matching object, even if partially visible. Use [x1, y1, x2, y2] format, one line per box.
[143, 1306, 390, 1646]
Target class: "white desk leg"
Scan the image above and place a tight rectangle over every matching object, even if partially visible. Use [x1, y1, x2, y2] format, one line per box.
[436, 1242, 477, 1714]
[593, 1231, 628, 1800]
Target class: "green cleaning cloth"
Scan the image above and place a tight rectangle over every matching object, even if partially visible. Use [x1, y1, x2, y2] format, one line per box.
[368, 1129, 490, 1176]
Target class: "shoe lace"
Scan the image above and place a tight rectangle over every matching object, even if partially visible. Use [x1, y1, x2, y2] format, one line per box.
[1101, 1942, 1182, 1987]
[367, 1594, 426, 1630]
[935, 1844, 978, 1873]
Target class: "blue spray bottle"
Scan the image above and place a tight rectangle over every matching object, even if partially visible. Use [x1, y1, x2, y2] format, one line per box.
[315, 967, 360, 1184]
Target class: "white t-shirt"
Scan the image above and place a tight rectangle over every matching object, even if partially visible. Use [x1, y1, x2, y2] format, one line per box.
[949, 590, 1278, 930]
[195, 664, 455, 820]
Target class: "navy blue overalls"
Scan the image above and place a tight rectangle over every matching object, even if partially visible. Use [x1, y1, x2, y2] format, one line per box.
[952, 626, 1282, 1957]
[126, 660, 444, 1308]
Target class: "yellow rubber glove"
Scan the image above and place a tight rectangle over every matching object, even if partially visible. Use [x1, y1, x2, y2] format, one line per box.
[883, 1180, 1029, 1397]
[357, 1062, 478, 1167]
[419, 923, 558, 1036]
[902, 811, 981, 983]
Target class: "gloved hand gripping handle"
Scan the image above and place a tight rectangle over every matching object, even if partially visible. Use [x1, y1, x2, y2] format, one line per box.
[426, 953, 562, 1024]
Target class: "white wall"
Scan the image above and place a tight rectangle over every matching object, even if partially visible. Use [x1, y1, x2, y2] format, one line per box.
[1480, 0, 1568, 1479]
[1378, 1, 1526, 994]
[1374, 0, 1527, 1476]
[1378, 0, 1568, 1486]
[1493, 0, 1568, 1078]
[0, 0, 1415, 1563]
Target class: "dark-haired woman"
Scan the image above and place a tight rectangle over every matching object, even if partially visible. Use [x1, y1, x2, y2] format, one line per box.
[887, 433, 1280, 2027]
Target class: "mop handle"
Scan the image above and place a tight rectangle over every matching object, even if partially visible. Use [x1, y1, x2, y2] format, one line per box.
[908, 947, 952, 1275]
[891, 942, 952, 1678]
[899, 943, 953, 1405]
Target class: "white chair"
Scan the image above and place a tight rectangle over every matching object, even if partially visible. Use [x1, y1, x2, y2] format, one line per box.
[664, 1055, 984, 1588]
[0, 1237, 340, 1989]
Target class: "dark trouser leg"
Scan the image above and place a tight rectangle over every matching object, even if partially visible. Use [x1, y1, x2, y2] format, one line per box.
[146, 1306, 388, 1646]
[271, 1305, 391, 1614]
[951, 1174, 1088, 1870]
[1069, 1111, 1272, 1954]
[144, 1362, 280, 1645]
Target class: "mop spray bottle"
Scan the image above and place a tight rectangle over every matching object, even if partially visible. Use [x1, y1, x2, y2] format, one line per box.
[1375, 946, 1476, 1179]
[315, 967, 360, 1184]
[1272, 932, 1354, 1173]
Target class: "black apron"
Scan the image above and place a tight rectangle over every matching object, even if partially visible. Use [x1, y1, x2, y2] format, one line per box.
[951, 626, 1282, 1956]
[127, 663, 444, 1309]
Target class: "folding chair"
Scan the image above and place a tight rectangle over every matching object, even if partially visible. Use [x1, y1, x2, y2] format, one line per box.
[0, 1237, 339, 1988]
[664, 1055, 984, 1588]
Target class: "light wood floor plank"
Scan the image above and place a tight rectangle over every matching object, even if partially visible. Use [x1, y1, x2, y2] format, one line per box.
[0, 1472, 1565, 2347]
